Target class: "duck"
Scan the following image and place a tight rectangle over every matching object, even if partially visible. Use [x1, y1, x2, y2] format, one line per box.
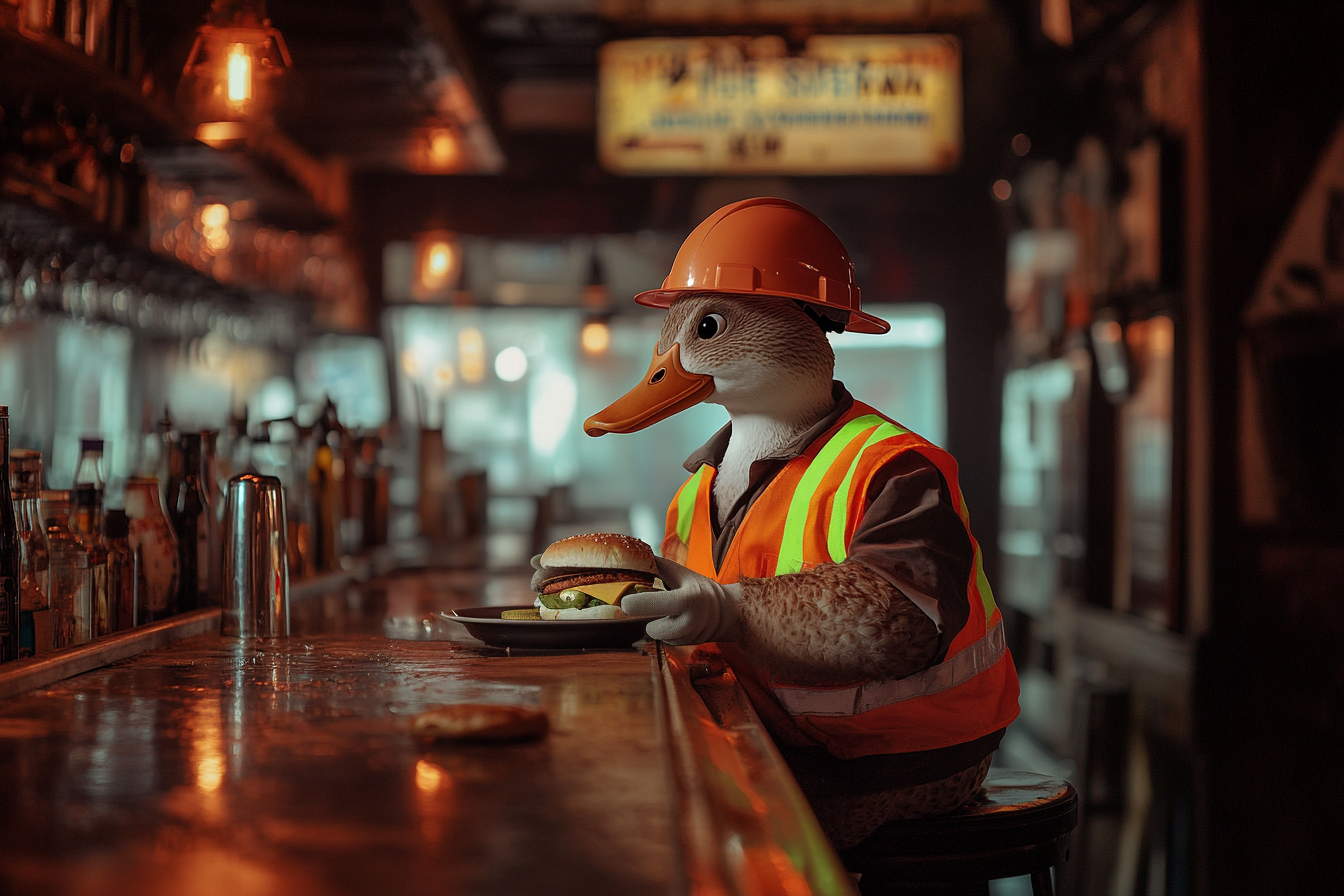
[580, 198, 1019, 849]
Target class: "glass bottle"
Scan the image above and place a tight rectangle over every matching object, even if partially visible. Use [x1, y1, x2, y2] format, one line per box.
[74, 437, 106, 502]
[123, 476, 178, 622]
[200, 429, 222, 605]
[310, 402, 343, 573]
[104, 509, 137, 632]
[168, 433, 208, 610]
[158, 408, 177, 511]
[71, 484, 112, 637]
[0, 409, 20, 663]
[44, 490, 92, 648]
[10, 449, 52, 656]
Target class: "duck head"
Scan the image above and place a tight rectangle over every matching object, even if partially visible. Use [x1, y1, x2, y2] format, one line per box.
[583, 294, 836, 436]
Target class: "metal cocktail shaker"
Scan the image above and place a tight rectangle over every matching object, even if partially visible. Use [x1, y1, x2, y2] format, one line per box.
[221, 474, 289, 637]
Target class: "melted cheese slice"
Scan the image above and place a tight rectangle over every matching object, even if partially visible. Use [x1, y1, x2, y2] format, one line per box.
[572, 580, 646, 605]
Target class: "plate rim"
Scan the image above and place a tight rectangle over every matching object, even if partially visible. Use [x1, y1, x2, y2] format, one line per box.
[446, 605, 663, 625]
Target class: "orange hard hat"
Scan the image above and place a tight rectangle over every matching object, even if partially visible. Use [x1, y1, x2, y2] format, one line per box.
[634, 197, 890, 334]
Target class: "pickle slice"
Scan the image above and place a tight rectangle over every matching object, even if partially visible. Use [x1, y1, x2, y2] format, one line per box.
[500, 608, 542, 620]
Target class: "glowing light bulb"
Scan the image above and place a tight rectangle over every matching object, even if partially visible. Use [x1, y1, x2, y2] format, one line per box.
[226, 44, 253, 107]
[427, 128, 460, 169]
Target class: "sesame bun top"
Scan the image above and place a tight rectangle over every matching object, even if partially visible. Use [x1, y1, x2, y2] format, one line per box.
[540, 533, 657, 574]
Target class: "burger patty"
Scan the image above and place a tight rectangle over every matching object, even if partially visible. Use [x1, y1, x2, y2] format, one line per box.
[538, 569, 656, 594]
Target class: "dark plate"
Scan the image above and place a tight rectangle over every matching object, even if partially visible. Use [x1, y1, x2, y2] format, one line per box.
[447, 606, 659, 650]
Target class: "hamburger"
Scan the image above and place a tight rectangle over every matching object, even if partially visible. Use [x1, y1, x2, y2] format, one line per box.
[530, 533, 662, 619]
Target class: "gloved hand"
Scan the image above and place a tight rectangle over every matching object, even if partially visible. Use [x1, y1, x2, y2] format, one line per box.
[622, 556, 742, 645]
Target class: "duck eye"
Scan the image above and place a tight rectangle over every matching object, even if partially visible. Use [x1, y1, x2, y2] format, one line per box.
[697, 313, 726, 340]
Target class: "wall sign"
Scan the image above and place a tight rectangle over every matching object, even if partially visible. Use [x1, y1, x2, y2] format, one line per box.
[598, 35, 962, 175]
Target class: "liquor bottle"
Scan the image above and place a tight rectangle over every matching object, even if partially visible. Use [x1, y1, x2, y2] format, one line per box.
[10, 449, 53, 656]
[309, 401, 343, 573]
[168, 432, 208, 610]
[0, 409, 20, 663]
[71, 484, 112, 636]
[200, 429, 222, 604]
[103, 509, 137, 631]
[74, 437, 106, 503]
[44, 490, 92, 648]
[123, 475, 177, 622]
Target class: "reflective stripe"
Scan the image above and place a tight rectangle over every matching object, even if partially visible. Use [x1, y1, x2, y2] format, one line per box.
[973, 549, 998, 623]
[774, 415, 886, 575]
[826, 421, 908, 563]
[676, 466, 707, 546]
[770, 620, 1007, 717]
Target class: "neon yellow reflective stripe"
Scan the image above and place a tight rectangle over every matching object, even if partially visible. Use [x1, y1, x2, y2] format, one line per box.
[676, 466, 707, 546]
[774, 415, 885, 575]
[826, 421, 909, 563]
[974, 548, 997, 622]
[948, 482, 998, 623]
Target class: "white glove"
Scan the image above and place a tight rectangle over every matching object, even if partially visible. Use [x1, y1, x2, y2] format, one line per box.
[622, 556, 742, 645]
[529, 553, 547, 592]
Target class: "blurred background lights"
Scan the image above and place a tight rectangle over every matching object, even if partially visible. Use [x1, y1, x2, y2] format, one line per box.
[580, 320, 610, 354]
[432, 361, 456, 393]
[1011, 133, 1032, 156]
[459, 327, 486, 383]
[494, 346, 528, 382]
[992, 179, 1013, 201]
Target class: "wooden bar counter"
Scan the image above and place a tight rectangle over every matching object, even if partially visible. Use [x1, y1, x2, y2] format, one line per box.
[0, 567, 854, 896]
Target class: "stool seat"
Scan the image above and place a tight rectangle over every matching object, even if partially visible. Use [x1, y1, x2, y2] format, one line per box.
[840, 769, 1079, 896]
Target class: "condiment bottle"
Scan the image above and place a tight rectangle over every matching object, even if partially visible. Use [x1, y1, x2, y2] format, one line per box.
[124, 476, 178, 622]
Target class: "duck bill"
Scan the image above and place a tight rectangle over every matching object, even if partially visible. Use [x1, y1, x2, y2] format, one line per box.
[584, 343, 714, 436]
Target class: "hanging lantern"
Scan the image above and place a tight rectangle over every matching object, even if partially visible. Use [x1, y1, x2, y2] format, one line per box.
[179, 0, 292, 144]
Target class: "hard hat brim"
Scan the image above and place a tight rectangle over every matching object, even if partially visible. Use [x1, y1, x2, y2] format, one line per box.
[632, 287, 891, 335]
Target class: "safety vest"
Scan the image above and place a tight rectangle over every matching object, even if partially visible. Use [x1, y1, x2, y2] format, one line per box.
[662, 401, 1020, 760]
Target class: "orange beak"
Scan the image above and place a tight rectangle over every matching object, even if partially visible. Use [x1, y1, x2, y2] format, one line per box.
[584, 343, 715, 436]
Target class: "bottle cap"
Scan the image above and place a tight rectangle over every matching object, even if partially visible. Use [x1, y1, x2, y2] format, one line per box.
[80, 437, 104, 452]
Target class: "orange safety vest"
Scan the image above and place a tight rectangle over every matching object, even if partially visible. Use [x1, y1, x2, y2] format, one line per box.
[662, 401, 1020, 760]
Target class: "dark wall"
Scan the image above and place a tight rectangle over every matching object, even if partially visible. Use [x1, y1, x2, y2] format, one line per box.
[1200, 3, 1344, 894]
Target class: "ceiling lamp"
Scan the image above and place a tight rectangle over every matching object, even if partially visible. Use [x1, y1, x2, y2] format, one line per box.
[180, 0, 292, 145]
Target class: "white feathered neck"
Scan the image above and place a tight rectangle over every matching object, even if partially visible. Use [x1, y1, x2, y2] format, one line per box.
[659, 294, 839, 528]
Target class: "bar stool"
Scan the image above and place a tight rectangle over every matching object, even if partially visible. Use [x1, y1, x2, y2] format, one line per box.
[840, 769, 1079, 896]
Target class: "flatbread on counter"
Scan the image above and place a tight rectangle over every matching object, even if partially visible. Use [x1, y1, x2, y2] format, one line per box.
[414, 703, 550, 742]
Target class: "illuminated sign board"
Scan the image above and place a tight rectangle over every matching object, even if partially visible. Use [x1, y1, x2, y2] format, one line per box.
[598, 35, 962, 175]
